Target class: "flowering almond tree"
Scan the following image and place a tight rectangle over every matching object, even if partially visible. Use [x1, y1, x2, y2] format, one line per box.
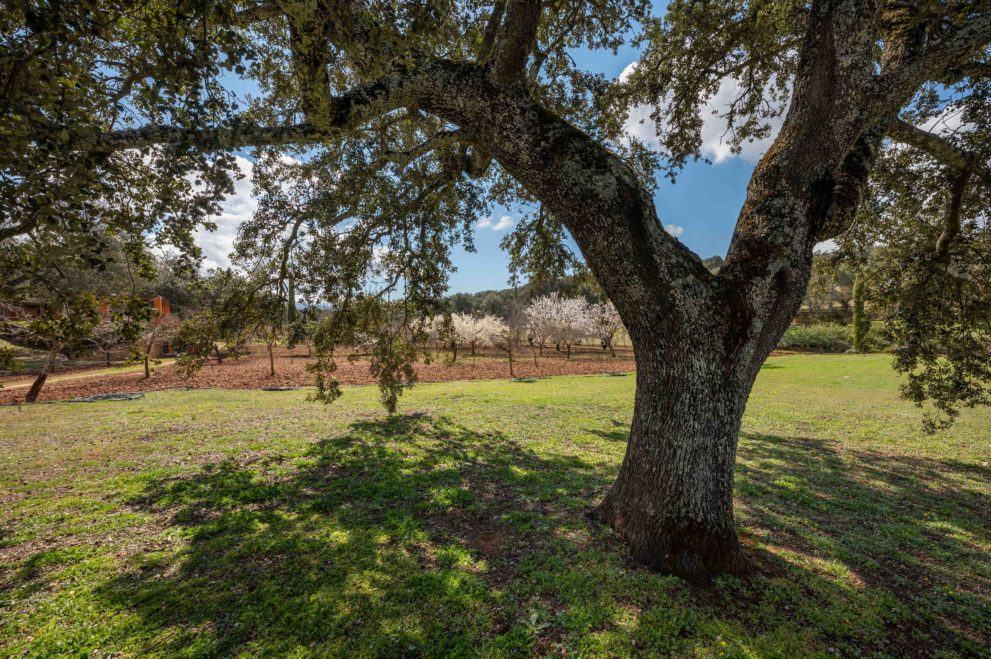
[486, 306, 528, 378]
[3, 0, 990, 582]
[423, 315, 456, 360]
[549, 295, 594, 360]
[591, 301, 625, 357]
[452, 312, 497, 359]
[524, 293, 561, 360]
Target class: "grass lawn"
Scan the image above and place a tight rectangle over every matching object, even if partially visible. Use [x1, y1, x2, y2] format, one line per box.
[0, 355, 988, 657]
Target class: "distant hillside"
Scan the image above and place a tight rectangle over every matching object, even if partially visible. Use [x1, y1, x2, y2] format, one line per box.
[447, 256, 725, 316]
[702, 255, 724, 273]
[445, 274, 601, 317]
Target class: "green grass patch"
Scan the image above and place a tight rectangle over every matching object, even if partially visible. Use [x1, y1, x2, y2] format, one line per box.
[0, 355, 988, 656]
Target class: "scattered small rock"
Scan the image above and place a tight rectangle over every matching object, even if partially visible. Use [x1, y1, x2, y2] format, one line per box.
[69, 393, 144, 403]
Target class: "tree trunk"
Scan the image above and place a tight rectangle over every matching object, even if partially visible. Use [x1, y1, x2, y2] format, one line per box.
[26, 351, 59, 403]
[268, 343, 275, 376]
[143, 355, 150, 379]
[590, 345, 755, 584]
[565, 342, 571, 359]
[286, 277, 297, 323]
[214, 343, 224, 364]
[852, 273, 869, 352]
[24, 372, 48, 403]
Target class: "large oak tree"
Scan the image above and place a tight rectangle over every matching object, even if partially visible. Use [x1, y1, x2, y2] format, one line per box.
[2, 0, 989, 582]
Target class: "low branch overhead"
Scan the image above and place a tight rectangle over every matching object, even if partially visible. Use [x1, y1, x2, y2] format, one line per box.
[886, 118, 991, 187]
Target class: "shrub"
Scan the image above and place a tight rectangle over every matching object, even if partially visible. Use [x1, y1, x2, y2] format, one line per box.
[778, 324, 853, 352]
[778, 323, 893, 353]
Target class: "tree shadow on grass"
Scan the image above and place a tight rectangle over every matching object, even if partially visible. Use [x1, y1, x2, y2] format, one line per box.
[727, 433, 990, 656]
[582, 419, 630, 443]
[93, 414, 615, 656]
[25, 416, 985, 656]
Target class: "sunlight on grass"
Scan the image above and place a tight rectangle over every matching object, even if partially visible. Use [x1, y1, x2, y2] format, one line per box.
[0, 355, 988, 656]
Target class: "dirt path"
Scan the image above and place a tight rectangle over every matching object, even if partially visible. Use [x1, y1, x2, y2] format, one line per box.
[0, 346, 636, 404]
[0, 360, 176, 389]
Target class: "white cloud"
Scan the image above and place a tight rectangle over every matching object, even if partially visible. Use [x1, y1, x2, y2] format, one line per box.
[919, 107, 968, 137]
[664, 223, 685, 237]
[193, 155, 256, 270]
[620, 61, 786, 164]
[814, 239, 837, 253]
[619, 61, 638, 83]
[492, 215, 514, 231]
[701, 78, 784, 163]
[476, 214, 514, 231]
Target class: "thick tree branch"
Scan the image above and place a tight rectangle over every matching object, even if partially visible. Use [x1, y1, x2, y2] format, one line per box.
[817, 126, 884, 239]
[478, 1, 507, 63]
[875, 12, 991, 109]
[96, 64, 430, 151]
[487, 0, 541, 86]
[815, 2, 972, 242]
[98, 121, 326, 151]
[935, 169, 972, 261]
[886, 117, 991, 186]
[938, 60, 991, 83]
[278, 1, 335, 127]
[83, 58, 704, 327]
[234, 2, 281, 26]
[0, 221, 34, 243]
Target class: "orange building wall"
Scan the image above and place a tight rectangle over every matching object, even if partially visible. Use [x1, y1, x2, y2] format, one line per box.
[151, 296, 171, 318]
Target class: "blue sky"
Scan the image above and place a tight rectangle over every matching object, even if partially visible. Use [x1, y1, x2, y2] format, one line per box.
[444, 42, 767, 292]
[202, 3, 773, 293]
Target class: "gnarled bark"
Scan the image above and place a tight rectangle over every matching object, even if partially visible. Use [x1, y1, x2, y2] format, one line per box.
[590, 340, 754, 583]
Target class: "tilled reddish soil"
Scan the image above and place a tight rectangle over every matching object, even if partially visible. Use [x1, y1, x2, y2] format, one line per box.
[0, 345, 636, 404]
